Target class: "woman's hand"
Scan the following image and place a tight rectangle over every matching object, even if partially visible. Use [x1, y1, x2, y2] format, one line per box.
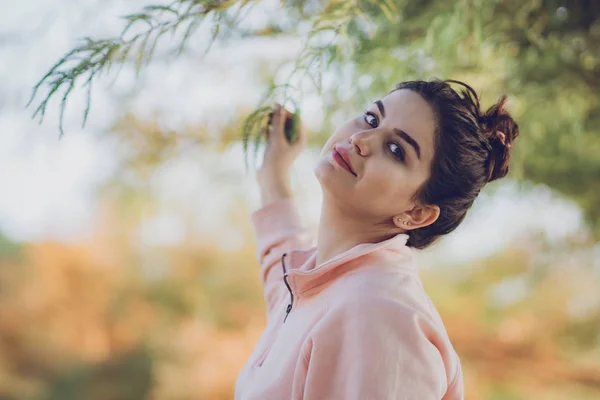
[257, 103, 307, 204]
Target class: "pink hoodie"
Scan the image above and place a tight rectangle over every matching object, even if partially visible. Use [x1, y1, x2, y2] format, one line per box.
[235, 198, 464, 400]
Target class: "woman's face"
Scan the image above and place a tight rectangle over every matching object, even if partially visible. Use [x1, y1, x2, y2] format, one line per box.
[314, 89, 439, 230]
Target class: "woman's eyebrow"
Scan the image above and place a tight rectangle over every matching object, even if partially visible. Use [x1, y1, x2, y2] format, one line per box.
[374, 100, 421, 161]
[394, 128, 421, 160]
[375, 100, 385, 118]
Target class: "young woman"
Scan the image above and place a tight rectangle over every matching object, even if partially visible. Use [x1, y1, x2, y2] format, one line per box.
[235, 79, 519, 400]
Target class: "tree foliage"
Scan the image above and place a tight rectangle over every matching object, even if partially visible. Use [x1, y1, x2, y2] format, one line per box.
[27, 0, 600, 236]
[341, 0, 600, 236]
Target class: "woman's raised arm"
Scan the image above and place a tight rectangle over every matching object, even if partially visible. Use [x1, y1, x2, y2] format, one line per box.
[252, 103, 310, 322]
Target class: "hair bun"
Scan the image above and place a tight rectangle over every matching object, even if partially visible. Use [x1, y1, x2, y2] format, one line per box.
[494, 131, 509, 147]
[480, 95, 519, 183]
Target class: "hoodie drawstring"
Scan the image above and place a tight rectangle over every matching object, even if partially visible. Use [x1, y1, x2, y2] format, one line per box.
[281, 253, 294, 323]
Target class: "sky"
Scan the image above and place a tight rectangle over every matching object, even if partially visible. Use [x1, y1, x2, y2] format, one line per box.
[0, 0, 588, 267]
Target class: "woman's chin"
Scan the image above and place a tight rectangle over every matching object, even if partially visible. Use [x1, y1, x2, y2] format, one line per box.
[314, 159, 337, 182]
[314, 161, 355, 192]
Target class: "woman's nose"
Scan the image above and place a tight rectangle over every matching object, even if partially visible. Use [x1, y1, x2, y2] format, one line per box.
[349, 130, 375, 156]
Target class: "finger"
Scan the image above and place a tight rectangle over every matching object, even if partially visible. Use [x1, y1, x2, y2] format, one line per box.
[266, 104, 278, 144]
[278, 104, 286, 132]
[271, 104, 280, 128]
[273, 104, 287, 144]
[264, 110, 274, 138]
[294, 118, 305, 142]
[265, 104, 279, 139]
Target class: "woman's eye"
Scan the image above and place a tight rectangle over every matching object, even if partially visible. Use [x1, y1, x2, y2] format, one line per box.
[363, 111, 378, 128]
[389, 142, 405, 162]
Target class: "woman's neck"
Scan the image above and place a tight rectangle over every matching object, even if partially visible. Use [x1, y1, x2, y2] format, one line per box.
[315, 201, 398, 267]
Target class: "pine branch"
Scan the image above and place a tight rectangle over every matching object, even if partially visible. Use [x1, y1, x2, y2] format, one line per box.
[27, 0, 393, 152]
[240, 0, 381, 172]
[27, 0, 253, 137]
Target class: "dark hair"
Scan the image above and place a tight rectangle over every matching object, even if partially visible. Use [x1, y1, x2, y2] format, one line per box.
[388, 79, 519, 249]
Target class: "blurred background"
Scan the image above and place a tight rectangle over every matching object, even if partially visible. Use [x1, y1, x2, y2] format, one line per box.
[1, 0, 599, 399]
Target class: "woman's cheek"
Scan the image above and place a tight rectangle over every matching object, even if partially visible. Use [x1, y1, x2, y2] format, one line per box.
[323, 118, 360, 152]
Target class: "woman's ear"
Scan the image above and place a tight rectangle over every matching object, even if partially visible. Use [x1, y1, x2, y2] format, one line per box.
[394, 204, 440, 231]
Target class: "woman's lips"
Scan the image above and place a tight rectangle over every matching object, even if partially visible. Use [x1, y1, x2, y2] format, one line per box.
[332, 149, 356, 176]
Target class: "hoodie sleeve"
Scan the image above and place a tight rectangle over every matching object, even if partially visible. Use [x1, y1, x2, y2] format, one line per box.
[250, 198, 314, 321]
[300, 297, 461, 400]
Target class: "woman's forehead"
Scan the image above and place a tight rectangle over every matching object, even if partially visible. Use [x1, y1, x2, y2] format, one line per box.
[381, 89, 431, 115]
